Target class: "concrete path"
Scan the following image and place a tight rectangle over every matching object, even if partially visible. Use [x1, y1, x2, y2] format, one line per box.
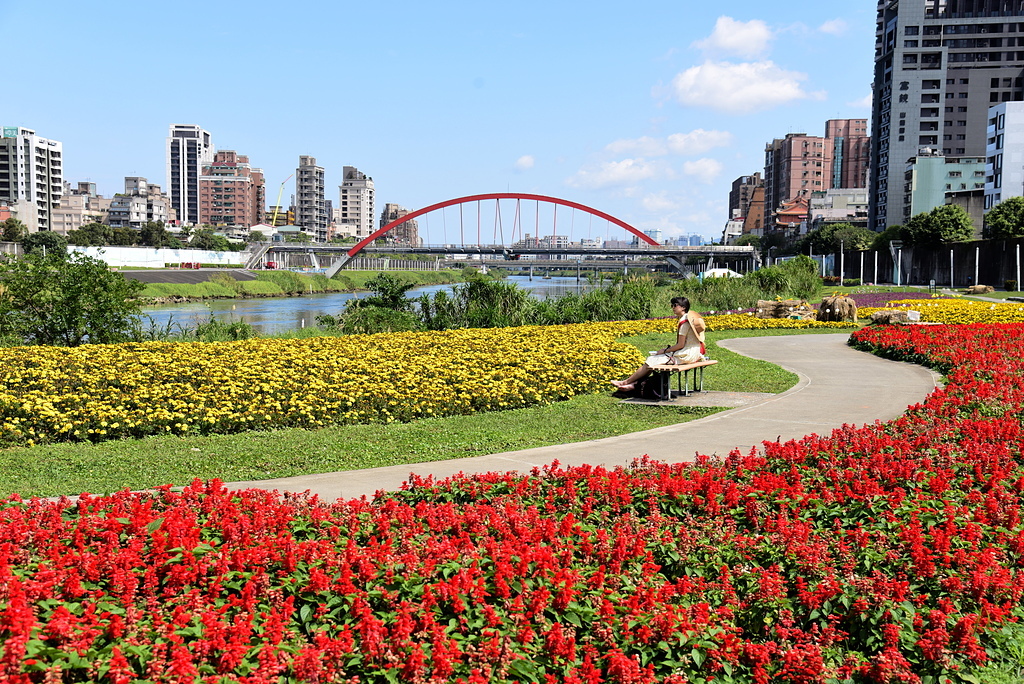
[225, 333, 941, 501]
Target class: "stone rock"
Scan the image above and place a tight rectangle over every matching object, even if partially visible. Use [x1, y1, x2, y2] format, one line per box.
[818, 295, 858, 322]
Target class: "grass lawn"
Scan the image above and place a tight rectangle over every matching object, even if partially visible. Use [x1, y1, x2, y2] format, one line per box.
[0, 327, 855, 499]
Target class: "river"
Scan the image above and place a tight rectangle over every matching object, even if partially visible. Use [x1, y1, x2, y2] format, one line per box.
[139, 275, 597, 335]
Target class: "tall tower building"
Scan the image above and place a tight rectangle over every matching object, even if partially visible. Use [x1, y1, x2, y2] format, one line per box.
[295, 155, 328, 242]
[0, 126, 63, 232]
[166, 124, 214, 226]
[870, 0, 1024, 231]
[338, 166, 375, 239]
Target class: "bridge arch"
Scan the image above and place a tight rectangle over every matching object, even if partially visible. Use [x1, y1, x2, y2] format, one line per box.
[345, 192, 658, 259]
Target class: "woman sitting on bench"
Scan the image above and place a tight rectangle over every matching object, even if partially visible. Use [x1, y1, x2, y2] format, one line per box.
[611, 296, 706, 392]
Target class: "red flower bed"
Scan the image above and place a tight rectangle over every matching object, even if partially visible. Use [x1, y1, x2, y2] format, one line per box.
[3, 324, 1024, 682]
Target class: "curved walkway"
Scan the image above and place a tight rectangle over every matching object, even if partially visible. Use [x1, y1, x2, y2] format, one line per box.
[226, 334, 941, 501]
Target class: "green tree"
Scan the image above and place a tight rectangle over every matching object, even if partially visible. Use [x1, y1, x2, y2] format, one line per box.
[904, 205, 973, 246]
[870, 224, 904, 251]
[67, 222, 112, 246]
[984, 196, 1024, 239]
[247, 230, 267, 243]
[21, 231, 68, 255]
[109, 227, 139, 246]
[0, 251, 144, 346]
[139, 221, 177, 247]
[189, 229, 231, 251]
[800, 222, 876, 254]
[1, 218, 26, 242]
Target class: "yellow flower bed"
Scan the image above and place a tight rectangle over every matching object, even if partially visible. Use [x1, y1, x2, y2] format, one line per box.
[859, 298, 1024, 324]
[0, 317, 851, 446]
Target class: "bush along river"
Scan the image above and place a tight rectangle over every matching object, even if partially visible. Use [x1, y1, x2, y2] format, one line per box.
[140, 276, 598, 335]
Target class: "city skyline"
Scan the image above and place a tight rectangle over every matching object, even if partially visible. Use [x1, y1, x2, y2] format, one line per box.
[5, 0, 875, 243]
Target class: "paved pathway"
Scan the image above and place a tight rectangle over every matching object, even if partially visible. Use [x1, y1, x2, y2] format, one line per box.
[226, 333, 941, 501]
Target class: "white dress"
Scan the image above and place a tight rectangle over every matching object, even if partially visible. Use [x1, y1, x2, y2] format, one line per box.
[645, 315, 704, 365]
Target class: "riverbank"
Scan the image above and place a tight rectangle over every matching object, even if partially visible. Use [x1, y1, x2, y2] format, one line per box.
[134, 269, 469, 305]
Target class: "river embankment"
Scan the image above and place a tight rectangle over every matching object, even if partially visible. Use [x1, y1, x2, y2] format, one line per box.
[126, 268, 469, 305]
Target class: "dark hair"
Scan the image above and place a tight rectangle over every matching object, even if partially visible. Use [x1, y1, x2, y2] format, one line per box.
[670, 296, 690, 312]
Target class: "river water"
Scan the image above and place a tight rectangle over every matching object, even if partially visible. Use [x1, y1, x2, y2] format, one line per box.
[139, 275, 596, 335]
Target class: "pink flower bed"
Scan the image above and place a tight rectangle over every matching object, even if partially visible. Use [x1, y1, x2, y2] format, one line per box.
[2, 324, 1024, 682]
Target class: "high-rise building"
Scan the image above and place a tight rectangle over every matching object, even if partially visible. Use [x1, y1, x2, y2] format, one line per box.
[764, 134, 833, 224]
[295, 155, 328, 242]
[825, 119, 871, 189]
[728, 173, 762, 220]
[869, 0, 1024, 231]
[0, 126, 63, 232]
[166, 124, 214, 226]
[379, 203, 419, 245]
[338, 166, 375, 239]
[198, 151, 265, 228]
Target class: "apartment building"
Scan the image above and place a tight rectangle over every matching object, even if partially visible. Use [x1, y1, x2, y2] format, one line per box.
[825, 119, 871, 189]
[0, 126, 63, 232]
[198, 151, 265, 228]
[986, 101, 1024, 209]
[108, 177, 173, 229]
[52, 182, 112, 234]
[870, 0, 1024, 231]
[764, 134, 834, 221]
[728, 173, 762, 220]
[166, 124, 214, 226]
[338, 166, 375, 239]
[295, 155, 328, 241]
[379, 203, 419, 245]
[904, 150, 987, 226]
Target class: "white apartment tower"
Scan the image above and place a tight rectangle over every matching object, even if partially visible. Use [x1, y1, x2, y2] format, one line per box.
[295, 155, 328, 242]
[0, 126, 64, 232]
[166, 124, 214, 226]
[338, 166, 375, 239]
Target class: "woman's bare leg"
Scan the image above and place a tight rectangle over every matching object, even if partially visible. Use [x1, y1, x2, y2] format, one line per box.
[611, 364, 652, 390]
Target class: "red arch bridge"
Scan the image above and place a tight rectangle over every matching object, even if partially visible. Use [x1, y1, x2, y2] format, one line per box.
[245, 193, 754, 276]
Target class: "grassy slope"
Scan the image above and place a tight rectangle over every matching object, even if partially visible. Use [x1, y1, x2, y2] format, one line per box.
[0, 328, 855, 499]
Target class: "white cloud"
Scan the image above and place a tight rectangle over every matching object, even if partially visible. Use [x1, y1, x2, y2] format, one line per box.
[514, 155, 535, 170]
[681, 158, 724, 184]
[605, 136, 666, 157]
[848, 93, 873, 109]
[565, 159, 659, 190]
[667, 130, 734, 155]
[671, 60, 818, 114]
[819, 18, 848, 36]
[641, 193, 680, 212]
[606, 130, 733, 157]
[693, 17, 773, 59]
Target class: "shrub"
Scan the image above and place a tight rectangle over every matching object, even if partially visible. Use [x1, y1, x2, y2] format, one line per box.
[1006, 279, 1019, 292]
[336, 306, 422, 334]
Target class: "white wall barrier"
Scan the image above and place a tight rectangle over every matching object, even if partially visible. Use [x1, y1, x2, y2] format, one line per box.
[68, 246, 246, 268]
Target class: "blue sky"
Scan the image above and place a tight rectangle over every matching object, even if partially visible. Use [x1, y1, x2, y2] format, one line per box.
[5, 0, 876, 243]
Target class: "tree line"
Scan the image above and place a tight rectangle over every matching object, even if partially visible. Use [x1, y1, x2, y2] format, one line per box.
[1, 218, 252, 252]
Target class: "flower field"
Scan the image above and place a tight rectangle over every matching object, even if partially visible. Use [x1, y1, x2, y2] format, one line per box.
[0, 318, 845, 448]
[858, 298, 1024, 325]
[1, 322, 1024, 682]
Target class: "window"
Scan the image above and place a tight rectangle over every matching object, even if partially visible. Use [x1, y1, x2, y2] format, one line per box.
[958, 106, 968, 112]
[905, 26, 919, 35]
[905, 40, 919, 47]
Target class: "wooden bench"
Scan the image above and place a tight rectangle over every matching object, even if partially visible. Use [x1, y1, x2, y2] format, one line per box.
[646, 359, 719, 399]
